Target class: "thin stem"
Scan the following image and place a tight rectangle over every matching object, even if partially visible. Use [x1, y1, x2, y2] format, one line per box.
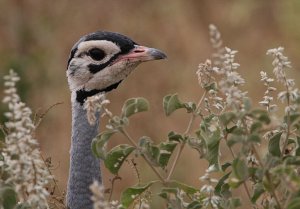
[281, 74, 291, 158]
[40, 155, 63, 196]
[120, 128, 166, 183]
[34, 102, 63, 128]
[108, 175, 121, 202]
[265, 172, 282, 209]
[224, 133, 252, 202]
[166, 91, 207, 181]
[252, 145, 282, 209]
[166, 143, 185, 181]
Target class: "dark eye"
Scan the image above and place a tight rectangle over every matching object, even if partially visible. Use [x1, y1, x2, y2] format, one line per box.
[88, 48, 105, 61]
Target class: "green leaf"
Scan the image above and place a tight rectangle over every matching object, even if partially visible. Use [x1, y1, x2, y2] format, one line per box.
[187, 201, 202, 209]
[158, 187, 185, 209]
[168, 131, 185, 142]
[121, 182, 155, 208]
[158, 141, 178, 168]
[285, 113, 300, 125]
[204, 82, 217, 91]
[250, 122, 262, 133]
[121, 97, 149, 117]
[104, 144, 135, 174]
[187, 137, 205, 158]
[158, 188, 178, 199]
[296, 137, 300, 156]
[0, 186, 17, 209]
[91, 130, 116, 159]
[139, 137, 177, 168]
[163, 94, 184, 116]
[182, 102, 197, 113]
[221, 162, 232, 172]
[243, 97, 252, 112]
[215, 172, 231, 196]
[204, 128, 221, 170]
[227, 134, 244, 148]
[138, 136, 160, 166]
[228, 177, 243, 188]
[287, 197, 300, 209]
[268, 132, 282, 157]
[168, 180, 198, 194]
[228, 198, 242, 208]
[219, 112, 236, 126]
[232, 158, 248, 181]
[14, 203, 31, 209]
[251, 183, 265, 203]
[247, 134, 261, 144]
[250, 109, 271, 124]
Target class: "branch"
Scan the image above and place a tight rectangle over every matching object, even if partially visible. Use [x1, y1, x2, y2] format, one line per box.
[166, 91, 207, 181]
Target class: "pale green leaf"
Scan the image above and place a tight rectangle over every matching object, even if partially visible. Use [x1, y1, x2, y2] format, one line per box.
[91, 130, 116, 159]
[121, 182, 156, 208]
[158, 141, 178, 168]
[168, 180, 198, 194]
[121, 97, 149, 118]
[0, 186, 17, 209]
[104, 144, 135, 174]
[268, 132, 282, 157]
[251, 183, 265, 203]
[204, 128, 221, 170]
[287, 197, 300, 209]
[163, 94, 184, 116]
[232, 158, 248, 181]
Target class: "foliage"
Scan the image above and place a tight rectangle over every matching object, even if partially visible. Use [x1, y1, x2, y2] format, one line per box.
[88, 25, 300, 209]
[2, 24, 300, 209]
[0, 71, 63, 209]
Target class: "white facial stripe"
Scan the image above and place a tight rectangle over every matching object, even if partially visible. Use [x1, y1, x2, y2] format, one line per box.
[74, 40, 122, 65]
[76, 40, 121, 57]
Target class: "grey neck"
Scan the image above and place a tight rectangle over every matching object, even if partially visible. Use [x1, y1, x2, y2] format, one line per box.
[67, 100, 101, 209]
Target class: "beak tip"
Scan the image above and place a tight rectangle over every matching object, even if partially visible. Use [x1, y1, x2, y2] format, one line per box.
[149, 48, 167, 60]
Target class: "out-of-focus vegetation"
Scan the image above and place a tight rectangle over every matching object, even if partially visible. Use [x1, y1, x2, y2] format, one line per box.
[1, 0, 300, 208]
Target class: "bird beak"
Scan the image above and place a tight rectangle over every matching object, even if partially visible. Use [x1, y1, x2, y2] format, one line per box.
[115, 45, 167, 63]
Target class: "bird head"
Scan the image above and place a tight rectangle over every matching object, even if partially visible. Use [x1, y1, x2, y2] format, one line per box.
[67, 31, 167, 104]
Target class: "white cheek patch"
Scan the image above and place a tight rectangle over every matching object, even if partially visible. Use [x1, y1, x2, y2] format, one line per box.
[75, 40, 121, 64]
[84, 60, 140, 91]
[67, 58, 92, 91]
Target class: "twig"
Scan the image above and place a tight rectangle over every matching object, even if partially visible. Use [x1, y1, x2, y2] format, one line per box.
[166, 91, 207, 181]
[224, 133, 252, 203]
[0, 124, 8, 137]
[108, 175, 122, 201]
[35, 102, 63, 128]
[252, 145, 282, 209]
[120, 128, 166, 183]
[281, 81, 291, 158]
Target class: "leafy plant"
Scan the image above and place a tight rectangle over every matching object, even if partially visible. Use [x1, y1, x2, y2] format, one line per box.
[87, 25, 300, 209]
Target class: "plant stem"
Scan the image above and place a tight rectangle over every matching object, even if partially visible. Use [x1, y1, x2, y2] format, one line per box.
[252, 145, 282, 209]
[265, 172, 282, 209]
[120, 128, 166, 183]
[281, 75, 291, 158]
[166, 91, 207, 181]
[224, 133, 252, 203]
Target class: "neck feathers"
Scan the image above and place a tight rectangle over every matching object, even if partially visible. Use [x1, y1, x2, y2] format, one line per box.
[67, 101, 101, 209]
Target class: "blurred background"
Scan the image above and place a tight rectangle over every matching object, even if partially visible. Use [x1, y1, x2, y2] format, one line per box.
[1, 0, 300, 206]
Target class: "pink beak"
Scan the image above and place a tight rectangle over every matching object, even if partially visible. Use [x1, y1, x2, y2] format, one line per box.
[114, 45, 167, 63]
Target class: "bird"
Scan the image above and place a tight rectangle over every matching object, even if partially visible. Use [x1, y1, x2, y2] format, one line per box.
[66, 31, 166, 209]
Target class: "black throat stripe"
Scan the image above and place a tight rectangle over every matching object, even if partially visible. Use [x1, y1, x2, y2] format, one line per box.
[76, 80, 123, 105]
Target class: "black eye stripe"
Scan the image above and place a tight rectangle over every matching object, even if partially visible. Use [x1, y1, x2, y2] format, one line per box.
[89, 48, 106, 61]
[87, 52, 121, 74]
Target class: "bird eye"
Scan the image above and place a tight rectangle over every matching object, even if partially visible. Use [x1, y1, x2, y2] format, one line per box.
[88, 48, 106, 61]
